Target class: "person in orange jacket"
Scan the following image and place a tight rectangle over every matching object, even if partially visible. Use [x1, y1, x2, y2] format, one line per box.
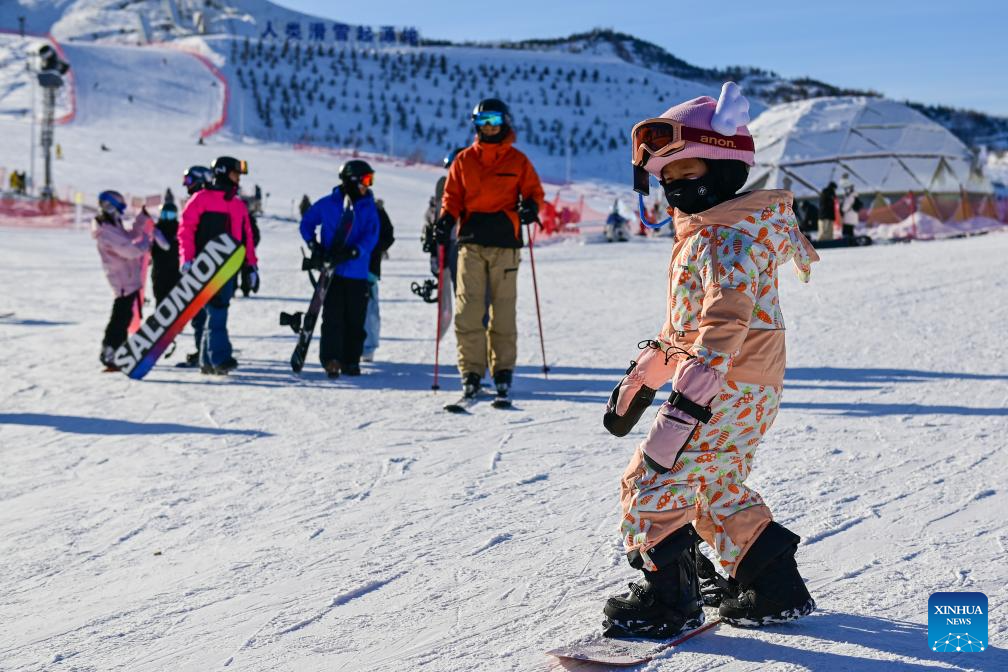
[435, 98, 544, 403]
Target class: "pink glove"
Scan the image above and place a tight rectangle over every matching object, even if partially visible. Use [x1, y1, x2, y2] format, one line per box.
[639, 358, 723, 471]
[603, 344, 678, 437]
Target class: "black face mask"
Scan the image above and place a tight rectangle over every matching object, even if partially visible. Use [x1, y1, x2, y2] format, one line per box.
[661, 159, 751, 215]
[662, 173, 722, 215]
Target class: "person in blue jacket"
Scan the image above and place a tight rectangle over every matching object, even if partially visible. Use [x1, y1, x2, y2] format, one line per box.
[299, 160, 380, 378]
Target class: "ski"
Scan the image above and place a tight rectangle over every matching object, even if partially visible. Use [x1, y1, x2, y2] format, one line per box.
[547, 615, 721, 666]
[443, 395, 478, 413]
[280, 263, 334, 373]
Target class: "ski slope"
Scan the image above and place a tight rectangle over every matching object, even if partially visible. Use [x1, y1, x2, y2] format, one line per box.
[1, 192, 1007, 671]
[1, 20, 1007, 672]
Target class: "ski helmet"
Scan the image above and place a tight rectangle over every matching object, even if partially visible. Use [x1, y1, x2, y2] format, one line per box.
[471, 98, 512, 129]
[338, 159, 375, 188]
[182, 165, 212, 194]
[98, 190, 127, 215]
[211, 156, 248, 179]
[443, 147, 466, 169]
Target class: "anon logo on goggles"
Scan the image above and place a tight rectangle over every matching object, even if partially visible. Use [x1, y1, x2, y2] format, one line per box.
[473, 111, 505, 127]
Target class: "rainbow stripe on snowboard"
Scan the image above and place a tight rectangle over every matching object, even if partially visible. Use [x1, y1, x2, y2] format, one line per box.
[113, 234, 245, 379]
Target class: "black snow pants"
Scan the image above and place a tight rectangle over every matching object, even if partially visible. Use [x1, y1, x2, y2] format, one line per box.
[319, 276, 370, 367]
[103, 291, 139, 349]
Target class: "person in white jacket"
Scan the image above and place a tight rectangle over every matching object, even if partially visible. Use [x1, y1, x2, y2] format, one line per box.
[838, 174, 860, 239]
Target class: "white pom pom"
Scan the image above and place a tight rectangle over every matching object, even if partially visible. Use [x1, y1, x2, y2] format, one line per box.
[711, 82, 750, 136]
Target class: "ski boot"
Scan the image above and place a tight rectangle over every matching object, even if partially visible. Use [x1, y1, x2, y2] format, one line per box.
[492, 369, 512, 407]
[718, 522, 815, 627]
[183, 351, 200, 367]
[343, 362, 362, 376]
[603, 526, 704, 639]
[219, 357, 239, 372]
[462, 372, 481, 399]
[324, 360, 341, 379]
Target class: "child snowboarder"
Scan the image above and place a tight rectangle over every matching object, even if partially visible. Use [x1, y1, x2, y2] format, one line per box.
[92, 190, 160, 369]
[602, 83, 819, 638]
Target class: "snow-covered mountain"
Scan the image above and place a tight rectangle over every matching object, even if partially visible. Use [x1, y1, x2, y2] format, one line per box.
[2, 0, 1007, 184]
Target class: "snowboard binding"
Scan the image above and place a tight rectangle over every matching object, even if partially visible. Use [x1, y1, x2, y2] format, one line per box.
[279, 310, 304, 334]
[410, 278, 440, 304]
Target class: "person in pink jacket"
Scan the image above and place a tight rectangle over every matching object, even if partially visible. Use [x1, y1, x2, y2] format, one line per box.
[178, 156, 258, 375]
[601, 83, 820, 638]
[92, 190, 160, 369]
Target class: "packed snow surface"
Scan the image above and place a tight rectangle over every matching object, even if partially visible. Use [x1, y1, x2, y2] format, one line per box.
[1, 24, 1007, 672]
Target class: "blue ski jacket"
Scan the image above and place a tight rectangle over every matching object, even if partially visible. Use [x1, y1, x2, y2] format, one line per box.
[300, 187, 380, 280]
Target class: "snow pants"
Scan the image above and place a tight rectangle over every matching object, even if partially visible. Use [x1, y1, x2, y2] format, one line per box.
[817, 218, 834, 241]
[363, 279, 380, 358]
[620, 381, 781, 577]
[319, 275, 370, 367]
[455, 244, 519, 377]
[102, 291, 139, 349]
[199, 278, 235, 367]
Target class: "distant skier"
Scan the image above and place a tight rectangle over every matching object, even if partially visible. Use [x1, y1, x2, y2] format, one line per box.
[603, 83, 819, 638]
[605, 199, 631, 242]
[179, 165, 214, 367]
[817, 181, 837, 241]
[363, 198, 395, 362]
[839, 174, 861, 240]
[434, 99, 544, 403]
[92, 190, 158, 370]
[423, 148, 465, 287]
[299, 160, 380, 378]
[178, 156, 259, 375]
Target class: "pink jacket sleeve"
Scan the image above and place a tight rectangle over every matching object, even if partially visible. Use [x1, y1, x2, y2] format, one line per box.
[97, 222, 150, 259]
[178, 193, 206, 264]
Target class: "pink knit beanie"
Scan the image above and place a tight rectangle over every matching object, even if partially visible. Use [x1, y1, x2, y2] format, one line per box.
[643, 82, 755, 177]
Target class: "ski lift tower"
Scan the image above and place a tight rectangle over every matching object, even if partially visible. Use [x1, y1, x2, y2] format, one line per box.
[35, 44, 70, 200]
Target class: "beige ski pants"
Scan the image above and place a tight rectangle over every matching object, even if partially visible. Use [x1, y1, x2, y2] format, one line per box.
[455, 244, 520, 377]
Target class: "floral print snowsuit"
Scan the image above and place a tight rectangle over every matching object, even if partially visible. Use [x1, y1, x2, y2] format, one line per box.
[619, 190, 818, 576]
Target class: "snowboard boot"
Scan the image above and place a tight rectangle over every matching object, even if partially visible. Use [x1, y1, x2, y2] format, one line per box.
[718, 522, 816, 627]
[462, 372, 482, 399]
[603, 526, 704, 639]
[324, 360, 341, 379]
[220, 357, 239, 372]
[343, 362, 362, 376]
[99, 346, 117, 369]
[696, 546, 739, 608]
[184, 351, 200, 367]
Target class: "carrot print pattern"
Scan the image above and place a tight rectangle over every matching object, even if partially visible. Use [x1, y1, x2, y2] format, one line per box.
[619, 383, 780, 574]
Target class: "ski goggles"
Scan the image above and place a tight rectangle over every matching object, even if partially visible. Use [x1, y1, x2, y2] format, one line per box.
[160, 209, 177, 220]
[630, 118, 754, 194]
[473, 111, 505, 127]
[360, 173, 374, 187]
[234, 159, 249, 175]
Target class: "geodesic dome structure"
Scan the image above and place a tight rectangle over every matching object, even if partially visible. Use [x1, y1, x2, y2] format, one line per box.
[744, 97, 991, 199]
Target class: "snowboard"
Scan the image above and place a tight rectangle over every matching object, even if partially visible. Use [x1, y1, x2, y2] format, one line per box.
[112, 234, 245, 379]
[811, 235, 872, 249]
[280, 263, 334, 373]
[547, 616, 721, 666]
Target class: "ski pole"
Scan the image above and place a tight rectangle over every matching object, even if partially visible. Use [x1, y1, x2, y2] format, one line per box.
[525, 219, 549, 378]
[431, 244, 445, 390]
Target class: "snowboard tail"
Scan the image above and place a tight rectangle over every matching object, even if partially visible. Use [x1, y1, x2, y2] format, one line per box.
[112, 234, 245, 380]
[282, 266, 334, 372]
[547, 615, 720, 666]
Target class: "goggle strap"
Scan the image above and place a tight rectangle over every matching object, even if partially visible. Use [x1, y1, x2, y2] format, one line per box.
[638, 193, 672, 230]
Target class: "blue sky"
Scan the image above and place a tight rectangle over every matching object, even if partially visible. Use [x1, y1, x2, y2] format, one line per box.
[274, 0, 1008, 116]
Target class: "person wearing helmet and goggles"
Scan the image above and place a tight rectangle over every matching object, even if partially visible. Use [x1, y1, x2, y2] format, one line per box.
[92, 190, 162, 370]
[178, 155, 258, 375]
[298, 159, 380, 378]
[602, 83, 820, 640]
[435, 98, 544, 402]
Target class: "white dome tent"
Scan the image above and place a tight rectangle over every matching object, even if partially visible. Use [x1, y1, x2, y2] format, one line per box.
[744, 97, 992, 200]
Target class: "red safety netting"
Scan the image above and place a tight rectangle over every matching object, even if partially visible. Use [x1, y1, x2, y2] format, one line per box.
[0, 196, 77, 228]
